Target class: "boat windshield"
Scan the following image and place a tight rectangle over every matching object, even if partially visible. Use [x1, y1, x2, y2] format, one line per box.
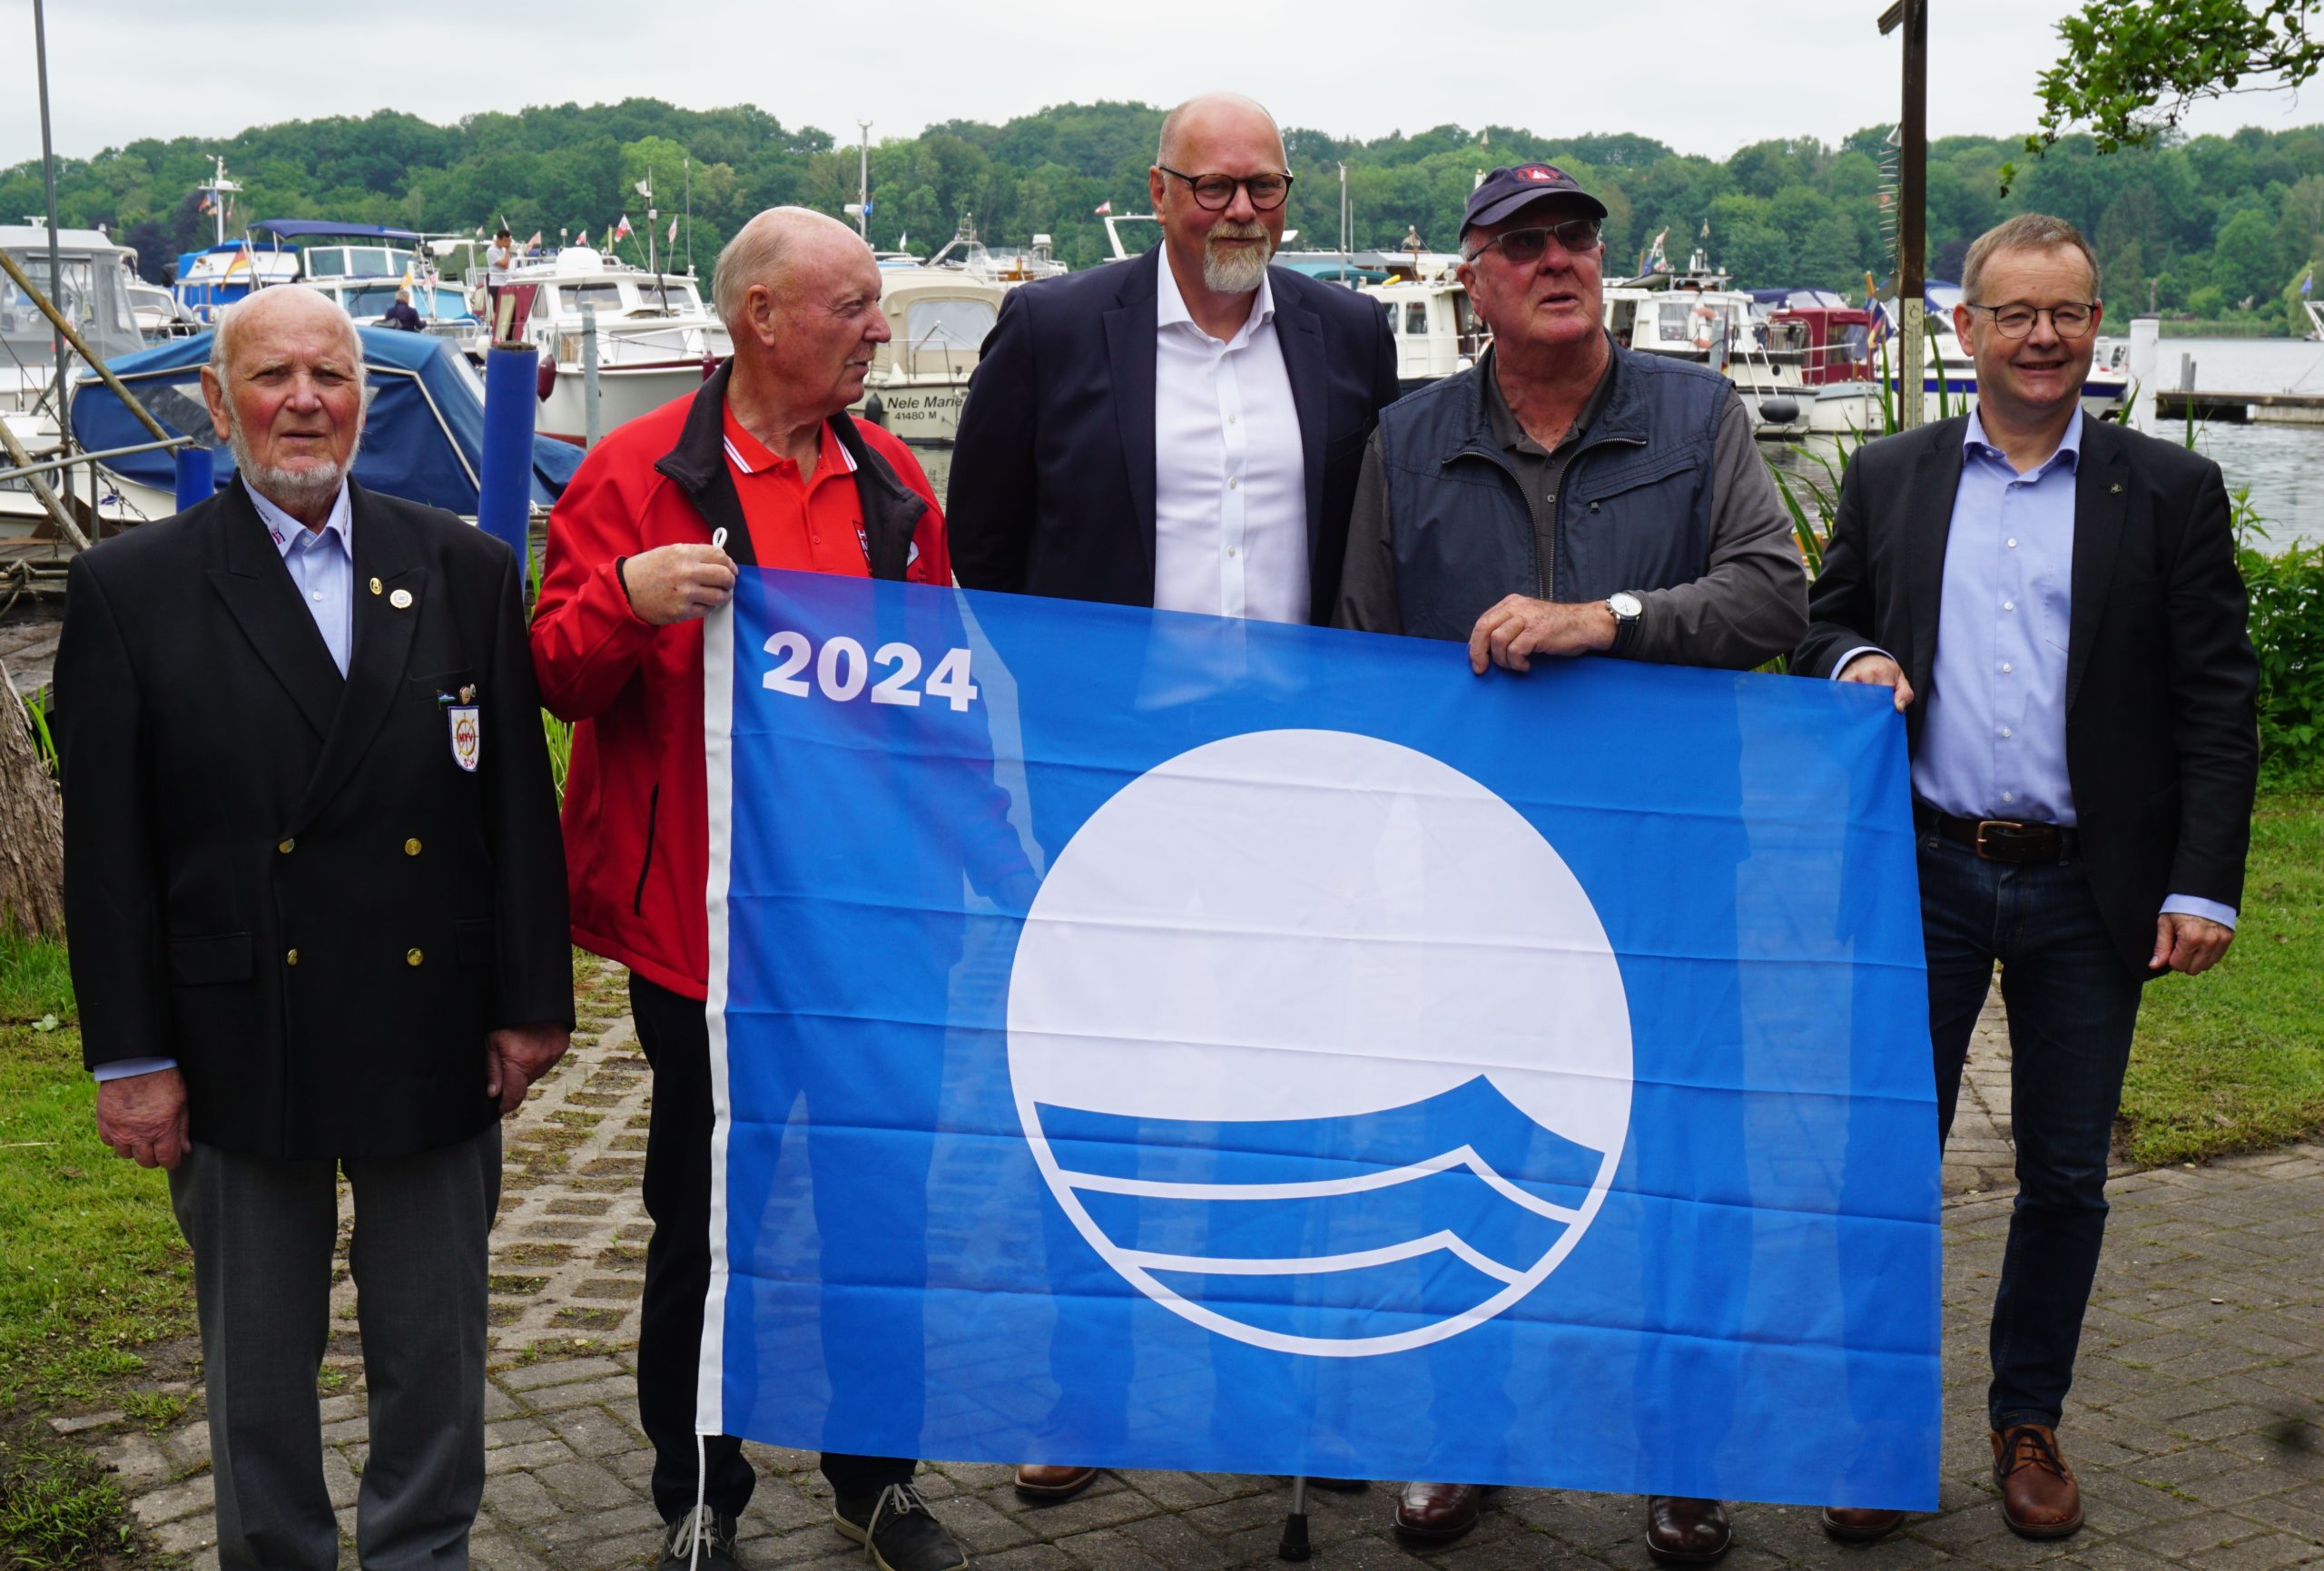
[904, 298, 995, 351]
[338, 282, 473, 319]
[302, 246, 416, 280]
[561, 282, 633, 315]
[1, 250, 143, 364]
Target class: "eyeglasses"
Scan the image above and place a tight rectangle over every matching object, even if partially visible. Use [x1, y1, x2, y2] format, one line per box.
[1465, 218, 1604, 266]
[1156, 166, 1295, 211]
[1965, 301, 2098, 339]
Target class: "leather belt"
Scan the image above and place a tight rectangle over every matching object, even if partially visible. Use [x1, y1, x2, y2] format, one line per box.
[1914, 803, 2079, 863]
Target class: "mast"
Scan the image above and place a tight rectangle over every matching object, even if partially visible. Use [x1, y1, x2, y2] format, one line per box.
[32, 0, 68, 431]
[1879, 0, 1928, 428]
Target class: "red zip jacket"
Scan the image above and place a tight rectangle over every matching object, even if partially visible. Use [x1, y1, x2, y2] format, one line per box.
[530, 365, 949, 999]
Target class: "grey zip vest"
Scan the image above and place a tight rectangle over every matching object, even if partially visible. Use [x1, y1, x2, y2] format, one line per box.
[1376, 343, 1731, 641]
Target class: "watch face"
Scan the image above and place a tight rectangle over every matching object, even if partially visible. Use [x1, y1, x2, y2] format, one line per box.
[1610, 593, 1643, 620]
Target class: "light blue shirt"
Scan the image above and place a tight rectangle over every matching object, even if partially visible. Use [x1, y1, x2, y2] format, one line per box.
[1836, 408, 2233, 930]
[94, 478, 356, 1085]
[249, 477, 355, 677]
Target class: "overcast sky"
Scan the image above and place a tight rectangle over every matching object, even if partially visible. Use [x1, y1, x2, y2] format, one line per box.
[5, 0, 2316, 172]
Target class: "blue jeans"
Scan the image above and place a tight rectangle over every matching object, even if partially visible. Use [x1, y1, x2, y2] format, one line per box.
[1918, 834, 2145, 1431]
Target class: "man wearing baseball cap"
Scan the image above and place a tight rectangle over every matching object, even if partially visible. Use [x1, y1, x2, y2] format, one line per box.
[1337, 163, 1806, 1565]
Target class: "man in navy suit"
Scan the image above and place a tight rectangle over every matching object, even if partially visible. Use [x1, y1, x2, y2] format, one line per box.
[949, 91, 1400, 628]
[948, 93, 1398, 1503]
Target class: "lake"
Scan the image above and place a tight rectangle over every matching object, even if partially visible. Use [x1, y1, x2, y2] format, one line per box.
[905, 336, 2324, 548]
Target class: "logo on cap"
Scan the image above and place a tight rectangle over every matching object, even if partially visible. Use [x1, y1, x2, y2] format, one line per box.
[1521, 165, 1563, 182]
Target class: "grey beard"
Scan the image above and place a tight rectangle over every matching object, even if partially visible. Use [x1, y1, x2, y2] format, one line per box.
[227, 420, 360, 515]
[1202, 226, 1273, 294]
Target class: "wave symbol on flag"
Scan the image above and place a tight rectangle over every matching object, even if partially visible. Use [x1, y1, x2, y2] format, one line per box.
[1008, 729, 1632, 1358]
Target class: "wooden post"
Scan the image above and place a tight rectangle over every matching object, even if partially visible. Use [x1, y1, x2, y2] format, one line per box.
[1881, 0, 1929, 428]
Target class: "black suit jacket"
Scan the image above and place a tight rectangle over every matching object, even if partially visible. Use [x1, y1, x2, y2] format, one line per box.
[56, 481, 573, 1159]
[947, 246, 1403, 623]
[1795, 415, 2259, 976]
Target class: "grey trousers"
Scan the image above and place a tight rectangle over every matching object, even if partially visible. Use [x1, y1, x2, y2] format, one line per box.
[168, 1123, 500, 1571]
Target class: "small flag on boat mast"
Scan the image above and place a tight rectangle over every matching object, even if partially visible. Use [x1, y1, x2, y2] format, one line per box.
[614, 214, 635, 241]
[1093, 200, 1113, 216]
[668, 216, 679, 244]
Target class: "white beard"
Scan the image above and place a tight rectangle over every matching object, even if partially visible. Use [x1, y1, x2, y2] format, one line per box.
[228, 417, 361, 516]
[1202, 224, 1274, 294]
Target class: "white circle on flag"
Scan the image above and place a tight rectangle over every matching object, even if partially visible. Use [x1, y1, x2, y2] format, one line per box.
[1008, 729, 1632, 1357]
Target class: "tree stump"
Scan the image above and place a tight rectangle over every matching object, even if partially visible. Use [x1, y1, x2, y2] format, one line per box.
[0, 663, 65, 938]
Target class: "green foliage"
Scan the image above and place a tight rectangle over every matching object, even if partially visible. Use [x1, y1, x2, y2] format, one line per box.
[18, 684, 57, 781]
[2029, 0, 2322, 162]
[2235, 511, 2324, 777]
[9, 102, 2324, 322]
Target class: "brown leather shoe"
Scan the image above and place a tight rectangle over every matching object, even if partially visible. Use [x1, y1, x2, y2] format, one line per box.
[1820, 1507, 1906, 1542]
[1645, 1497, 1731, 1564]
[1013, 1463, 1099, 1501]
[1991, 1424, 2082, 1538]
[1393, 1481, 1486, 1541]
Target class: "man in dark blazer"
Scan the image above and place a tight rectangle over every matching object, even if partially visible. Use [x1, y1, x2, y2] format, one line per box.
[57, 287, 573, 1571]
[948, 91, 1400, 628]
[946, 92, 1397, 1505]
[1796, 215, 2257, 1546]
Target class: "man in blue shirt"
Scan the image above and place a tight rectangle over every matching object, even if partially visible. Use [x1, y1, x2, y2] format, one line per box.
[1796, 213, 2259, 1544]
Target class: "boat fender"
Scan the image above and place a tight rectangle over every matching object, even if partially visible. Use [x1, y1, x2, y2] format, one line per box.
[537, 358, 556, 403]
[862, 392, 887, 429]
[1756, 396, 1801, 426]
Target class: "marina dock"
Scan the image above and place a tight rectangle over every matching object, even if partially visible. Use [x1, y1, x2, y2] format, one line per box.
[2155, 388, 2324, 426]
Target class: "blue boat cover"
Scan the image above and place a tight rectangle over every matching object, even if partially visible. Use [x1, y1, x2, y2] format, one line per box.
[250, 219, 425, 242]
[73, 326, 583, 513]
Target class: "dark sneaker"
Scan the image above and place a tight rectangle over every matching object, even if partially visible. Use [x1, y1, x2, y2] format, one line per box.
[659, 1507, 740, 1571]
[832, 1481, 968, 1571]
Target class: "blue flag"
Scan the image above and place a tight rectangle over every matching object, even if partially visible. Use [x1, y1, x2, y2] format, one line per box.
[701, 569, 1939, 1508]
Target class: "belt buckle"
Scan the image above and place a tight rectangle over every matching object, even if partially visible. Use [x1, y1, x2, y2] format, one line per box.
[1974, 819, 2029, 860]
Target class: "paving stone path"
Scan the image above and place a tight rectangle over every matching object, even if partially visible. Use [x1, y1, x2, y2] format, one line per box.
[60, 969, 2324, 1570]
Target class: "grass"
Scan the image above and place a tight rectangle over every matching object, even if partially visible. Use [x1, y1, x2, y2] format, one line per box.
[0, 928, 193, 1570]
[2121, 780, 2324, 1165]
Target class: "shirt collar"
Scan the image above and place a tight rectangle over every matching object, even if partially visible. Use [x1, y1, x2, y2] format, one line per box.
[1479, 341, 1617, 457]
[1964, 405, 2083, 479]
[1155, 246, 1275, 345]
[722, 403, 853, 477]
[246, 476, 353, 557]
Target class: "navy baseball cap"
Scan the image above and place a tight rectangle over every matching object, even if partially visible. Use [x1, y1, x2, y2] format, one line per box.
[1462, 163, 1609, 236]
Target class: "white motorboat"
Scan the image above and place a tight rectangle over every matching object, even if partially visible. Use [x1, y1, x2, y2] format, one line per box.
[1, 224, 151, 540]
[853, 265, 1006, 445]
[1364, 266, 1486, 393]
[472, 247, 730, 444]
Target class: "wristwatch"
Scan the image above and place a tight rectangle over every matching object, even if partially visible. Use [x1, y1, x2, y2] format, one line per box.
[1606, 591, 1643, 630]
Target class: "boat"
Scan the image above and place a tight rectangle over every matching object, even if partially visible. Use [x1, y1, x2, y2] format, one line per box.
[925, 221, 1068, 286]
[852, 264, 1005, 444]
[467, 246, 729, 444]
[1364, 265, 1487, 394]
[1, 224, 151, 538]
[247, 220, 478, 339]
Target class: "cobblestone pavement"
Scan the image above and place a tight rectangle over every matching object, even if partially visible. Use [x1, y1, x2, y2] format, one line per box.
[58, 973, 2324, 1570]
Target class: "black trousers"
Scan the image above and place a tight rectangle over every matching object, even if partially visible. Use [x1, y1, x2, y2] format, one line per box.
[630, 973, 917, 1519]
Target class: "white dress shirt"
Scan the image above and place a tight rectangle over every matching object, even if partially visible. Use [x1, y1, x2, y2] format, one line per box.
[1152, 253, 1309, 624]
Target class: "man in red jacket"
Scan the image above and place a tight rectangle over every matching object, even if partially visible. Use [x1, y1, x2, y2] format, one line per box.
[531, 207, 962, 1571]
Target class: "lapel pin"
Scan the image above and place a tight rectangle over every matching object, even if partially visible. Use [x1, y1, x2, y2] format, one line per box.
[2109, 483, 2122, 493]
[369, 576, 383, 595]
[389, 588, 414, 610]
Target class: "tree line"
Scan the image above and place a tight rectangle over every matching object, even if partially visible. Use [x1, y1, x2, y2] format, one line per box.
[5, 99, 2320, 329]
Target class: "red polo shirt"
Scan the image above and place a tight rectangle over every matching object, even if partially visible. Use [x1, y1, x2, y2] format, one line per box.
[722, 405, 879, 575]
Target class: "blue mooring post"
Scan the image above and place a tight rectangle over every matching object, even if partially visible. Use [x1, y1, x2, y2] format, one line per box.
[172, 444, 213, 512]
[479, 342, 539, 587]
